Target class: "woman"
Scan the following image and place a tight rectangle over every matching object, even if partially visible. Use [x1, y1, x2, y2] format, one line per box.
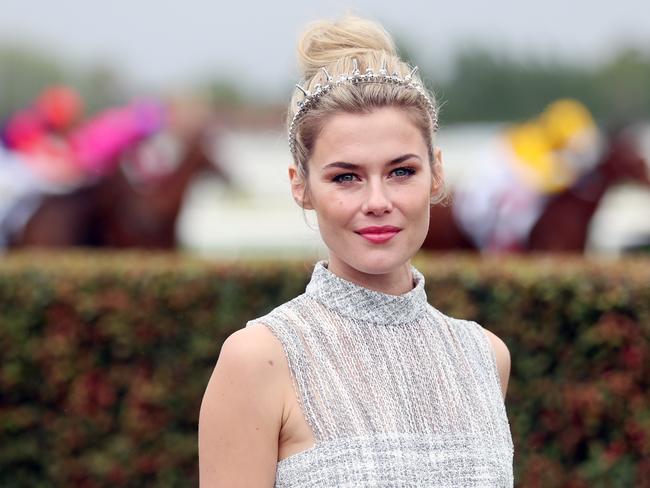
[199, 15, 514, 487]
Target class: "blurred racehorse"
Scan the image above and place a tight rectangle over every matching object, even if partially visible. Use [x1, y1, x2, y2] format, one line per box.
[423, 124, 650, 252]
[10, 129, 228, 249]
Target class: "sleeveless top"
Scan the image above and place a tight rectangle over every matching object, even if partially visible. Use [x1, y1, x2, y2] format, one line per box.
[246, 261, 514, 487]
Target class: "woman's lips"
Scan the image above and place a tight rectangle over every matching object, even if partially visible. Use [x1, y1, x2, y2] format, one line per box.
[356, 226, 401, 244]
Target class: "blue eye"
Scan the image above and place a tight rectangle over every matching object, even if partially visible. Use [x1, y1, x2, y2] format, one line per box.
[391, 167, 415, 178]
[333, 173, 358, 183]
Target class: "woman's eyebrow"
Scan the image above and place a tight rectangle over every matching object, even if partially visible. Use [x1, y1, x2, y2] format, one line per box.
[322, 162, 359, 171]
[322, 154, 421, 172]
[390, 154, 421, 165]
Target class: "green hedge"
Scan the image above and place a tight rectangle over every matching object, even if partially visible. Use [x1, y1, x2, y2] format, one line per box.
[1, 250, 649, 487]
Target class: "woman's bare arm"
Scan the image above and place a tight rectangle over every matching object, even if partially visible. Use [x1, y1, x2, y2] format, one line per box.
[482, 328, 511, 400]
[199, 325, 285, 487]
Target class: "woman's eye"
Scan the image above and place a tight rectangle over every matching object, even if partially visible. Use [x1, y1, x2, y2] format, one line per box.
[391, 167, 416, 178]
[332, 173, 358, 183]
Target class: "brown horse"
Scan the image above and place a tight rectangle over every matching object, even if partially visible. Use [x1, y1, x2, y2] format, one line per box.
[422, 125, 650, 253]
[10, 128, 228, 249]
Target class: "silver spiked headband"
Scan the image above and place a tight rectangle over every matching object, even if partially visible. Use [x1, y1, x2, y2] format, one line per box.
[288, 59, 438, 159]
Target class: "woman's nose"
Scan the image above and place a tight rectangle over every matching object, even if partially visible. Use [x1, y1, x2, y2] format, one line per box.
[361, 180, 393, 215]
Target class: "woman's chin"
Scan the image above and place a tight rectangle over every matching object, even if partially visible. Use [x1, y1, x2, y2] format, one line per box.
[333, 253, 412, 277]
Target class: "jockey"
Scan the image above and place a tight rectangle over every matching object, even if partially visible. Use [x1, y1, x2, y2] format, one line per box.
[453, 99, 601, 252]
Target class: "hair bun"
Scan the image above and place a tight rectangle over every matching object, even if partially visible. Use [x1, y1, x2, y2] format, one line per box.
[297, 15, 397, 80]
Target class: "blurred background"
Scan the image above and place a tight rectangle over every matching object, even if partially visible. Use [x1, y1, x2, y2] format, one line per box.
[2, 2, 650, 486]
[1, 0, 650, 258]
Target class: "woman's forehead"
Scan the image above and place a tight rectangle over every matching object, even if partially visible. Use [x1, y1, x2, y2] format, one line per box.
[312, 108, 428, 164]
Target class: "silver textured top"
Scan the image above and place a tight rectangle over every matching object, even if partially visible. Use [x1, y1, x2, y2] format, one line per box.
[246, 261, 514, 487]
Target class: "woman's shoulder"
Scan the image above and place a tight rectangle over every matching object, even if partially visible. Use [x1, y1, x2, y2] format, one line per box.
[219, 323, 287, 374]
[205, 324, 291, 419]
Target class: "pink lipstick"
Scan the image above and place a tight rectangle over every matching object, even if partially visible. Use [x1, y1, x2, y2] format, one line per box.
[356, 226, 401, 244]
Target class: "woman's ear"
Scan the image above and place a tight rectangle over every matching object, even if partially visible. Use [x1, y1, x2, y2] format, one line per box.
[288, 165, 313, 209]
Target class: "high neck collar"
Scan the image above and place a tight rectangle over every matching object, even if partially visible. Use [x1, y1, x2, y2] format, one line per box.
[305, 260, 428, 325]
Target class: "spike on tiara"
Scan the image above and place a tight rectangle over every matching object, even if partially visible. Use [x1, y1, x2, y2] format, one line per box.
[288, 62, 438, 158]
[320, 67, 333, 83]
[351, 58, 360, 77]
[295, 84, 309, 97]
[406, 66, 419, 81]
[379, 59, 388, 76]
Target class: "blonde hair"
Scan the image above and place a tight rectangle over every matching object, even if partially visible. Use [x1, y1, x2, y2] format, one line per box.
[287, 15, 444, 202]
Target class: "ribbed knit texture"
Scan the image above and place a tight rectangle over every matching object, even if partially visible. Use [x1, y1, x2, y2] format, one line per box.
[246, 261, 514, 487]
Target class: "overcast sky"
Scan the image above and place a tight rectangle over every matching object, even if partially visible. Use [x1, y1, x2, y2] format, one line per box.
[1, 0, 649, 98]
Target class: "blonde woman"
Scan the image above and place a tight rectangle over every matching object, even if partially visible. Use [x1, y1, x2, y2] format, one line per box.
[199, 15, 514, 487]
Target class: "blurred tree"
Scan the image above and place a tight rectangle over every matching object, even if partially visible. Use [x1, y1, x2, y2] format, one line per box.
[0, 43, 127, 121]
[594, 48, 650, 125]
[434, 47, 594, 123]
[428, 46, 650, 125]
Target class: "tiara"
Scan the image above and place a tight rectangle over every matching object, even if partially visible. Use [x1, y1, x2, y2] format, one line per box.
[288, 59, 438, 158]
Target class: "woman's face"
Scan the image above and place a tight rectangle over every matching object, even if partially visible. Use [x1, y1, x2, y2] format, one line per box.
[290, 106, 441, 289]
